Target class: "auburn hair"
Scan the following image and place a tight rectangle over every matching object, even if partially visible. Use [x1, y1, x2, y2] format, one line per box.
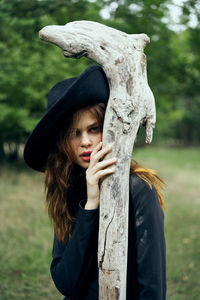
[44, 103, 166, 242]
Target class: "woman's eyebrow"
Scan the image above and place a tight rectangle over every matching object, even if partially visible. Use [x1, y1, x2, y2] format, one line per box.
[87, 122, 99, 128]
[71, 122, 99, 131]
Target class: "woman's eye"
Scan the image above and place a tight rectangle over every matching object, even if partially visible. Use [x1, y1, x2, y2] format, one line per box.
[75, 130, 80, 136]
[69, 129, 80, 138]
[90, 127, 99, 132]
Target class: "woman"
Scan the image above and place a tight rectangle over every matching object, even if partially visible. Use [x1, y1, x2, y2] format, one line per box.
[24, 65, 166, 300]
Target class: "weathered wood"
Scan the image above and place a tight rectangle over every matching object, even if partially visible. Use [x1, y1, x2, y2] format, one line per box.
[39, 20, 156, 299]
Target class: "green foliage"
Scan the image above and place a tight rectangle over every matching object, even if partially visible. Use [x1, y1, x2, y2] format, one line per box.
[0, 0, 100, 160]
[0, 0, 199, 161]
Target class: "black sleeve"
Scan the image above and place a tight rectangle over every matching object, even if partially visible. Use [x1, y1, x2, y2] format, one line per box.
[130, 175, 166, 300]
[50, 199, 99, 298]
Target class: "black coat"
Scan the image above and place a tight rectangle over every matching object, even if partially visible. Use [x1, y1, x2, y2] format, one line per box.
[50, 173, 166, 300]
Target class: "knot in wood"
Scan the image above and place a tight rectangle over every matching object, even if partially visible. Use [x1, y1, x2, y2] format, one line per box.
[123, 123, 131, 134]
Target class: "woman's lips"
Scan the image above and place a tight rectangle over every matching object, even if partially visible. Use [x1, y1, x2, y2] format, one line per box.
[80, 156, 90, 162]
[80, 151, 92, 162]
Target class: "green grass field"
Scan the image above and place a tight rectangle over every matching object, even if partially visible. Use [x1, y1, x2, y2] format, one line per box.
[0, 147, 200, 300]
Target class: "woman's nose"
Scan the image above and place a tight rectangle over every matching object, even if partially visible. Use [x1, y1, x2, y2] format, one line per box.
[80, 132, 92, 147]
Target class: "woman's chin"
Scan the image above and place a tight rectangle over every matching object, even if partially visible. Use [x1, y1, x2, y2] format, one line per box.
[78, 160, 90, 169]
[82, 162, 90, 169]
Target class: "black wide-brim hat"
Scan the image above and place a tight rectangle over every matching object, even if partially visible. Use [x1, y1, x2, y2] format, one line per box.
[24, 65, 109, 172]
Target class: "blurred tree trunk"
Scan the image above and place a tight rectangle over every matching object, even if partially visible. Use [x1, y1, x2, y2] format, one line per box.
[0, 141, 5, 161]
[7, 142, 19, 161]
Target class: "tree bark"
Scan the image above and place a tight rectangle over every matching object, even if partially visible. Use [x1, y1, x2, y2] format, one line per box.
[39, 20, 156, 299]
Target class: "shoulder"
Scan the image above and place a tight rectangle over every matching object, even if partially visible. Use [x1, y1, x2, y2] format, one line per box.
[129, 173, 162, 215]
[129, 173, 156, 198]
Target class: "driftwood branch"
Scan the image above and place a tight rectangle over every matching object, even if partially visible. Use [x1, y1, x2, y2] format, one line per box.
[39, 20, 156, 299]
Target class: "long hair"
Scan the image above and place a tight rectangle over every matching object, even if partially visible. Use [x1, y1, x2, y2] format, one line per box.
[44, 103, 106, 242]
[45, 103, 166, 242]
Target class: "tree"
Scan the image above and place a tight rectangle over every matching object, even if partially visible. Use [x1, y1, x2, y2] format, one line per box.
[0, 0, 102, 160]
[1, 0, 199, 162]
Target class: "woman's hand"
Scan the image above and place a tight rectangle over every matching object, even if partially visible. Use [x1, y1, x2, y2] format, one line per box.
[85, 141, 117, 210]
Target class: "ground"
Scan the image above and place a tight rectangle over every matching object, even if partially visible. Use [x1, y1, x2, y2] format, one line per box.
[0, 147, 199, 299]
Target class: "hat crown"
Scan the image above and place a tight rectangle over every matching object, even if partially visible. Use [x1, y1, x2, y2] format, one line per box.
[47, 77, 77, 112]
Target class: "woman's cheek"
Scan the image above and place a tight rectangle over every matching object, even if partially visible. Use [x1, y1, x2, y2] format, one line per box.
[98, 132, 102, 143]
[69, 141, 77, 156]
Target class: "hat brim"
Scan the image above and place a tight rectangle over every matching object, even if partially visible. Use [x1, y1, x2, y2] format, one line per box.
[24, 65, 109, 172]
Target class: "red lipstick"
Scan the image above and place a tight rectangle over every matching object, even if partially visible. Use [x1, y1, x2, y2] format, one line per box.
[80, 151, 92, 156]
[80, 151, 92, 162]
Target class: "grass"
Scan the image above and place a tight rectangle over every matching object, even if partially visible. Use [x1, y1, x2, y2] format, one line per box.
[0, 147, 200, 299]
[134, 147, 200, 300]
[0, 165, 62, 300]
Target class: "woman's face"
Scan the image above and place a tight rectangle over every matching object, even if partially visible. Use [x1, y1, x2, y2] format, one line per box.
[68, 109, 102, 169]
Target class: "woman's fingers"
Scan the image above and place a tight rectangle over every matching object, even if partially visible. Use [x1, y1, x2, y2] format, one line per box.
[91, 143, 112, 163]
[86, 142, 116, 205]
[91, 141, 103, 155]
[95, 166, 116, 179]
[89, 142, 102, 164]
[94, 157, 117, 173]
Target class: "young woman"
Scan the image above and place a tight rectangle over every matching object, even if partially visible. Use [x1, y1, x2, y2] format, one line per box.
[24, 65, 166, 300]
